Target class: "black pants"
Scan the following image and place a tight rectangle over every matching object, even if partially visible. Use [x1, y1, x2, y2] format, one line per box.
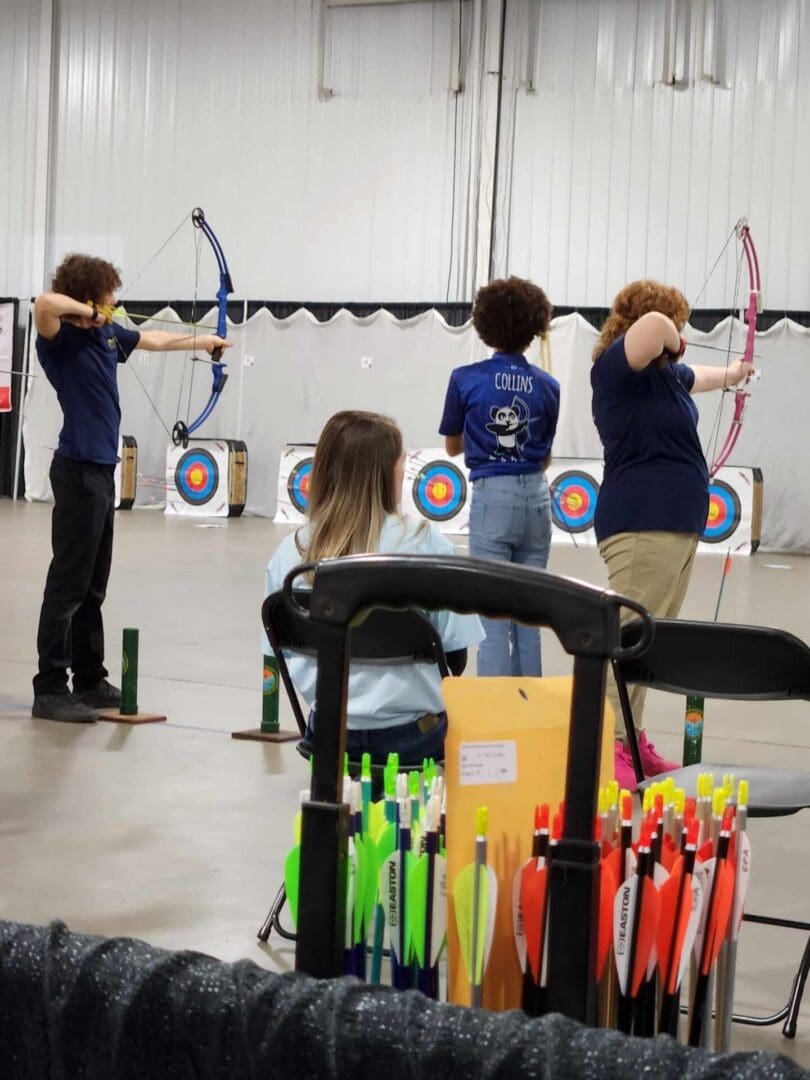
[33, 456, 115, 696]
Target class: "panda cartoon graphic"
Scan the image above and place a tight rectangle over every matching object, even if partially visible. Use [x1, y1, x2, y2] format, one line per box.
[485, 395, 531, 460]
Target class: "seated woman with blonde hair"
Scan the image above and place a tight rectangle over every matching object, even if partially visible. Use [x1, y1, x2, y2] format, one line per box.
[265, 410, 483, 766]
[591, 280, 752, 789]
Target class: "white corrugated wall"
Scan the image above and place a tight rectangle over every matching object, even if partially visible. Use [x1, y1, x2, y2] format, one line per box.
[0, 0, 809, 308]
[501, 0, 810, 309]
[0, 0, 48, 299]
[29, 0, 471, 301]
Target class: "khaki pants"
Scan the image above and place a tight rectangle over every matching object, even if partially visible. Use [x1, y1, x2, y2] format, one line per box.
[600, 531, 699, 734]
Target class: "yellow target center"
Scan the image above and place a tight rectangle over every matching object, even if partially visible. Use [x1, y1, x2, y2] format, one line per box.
[708, 503, 719, 524]
[565, 492, 583, 512]
[190, 467, 204, 485]
[433, 481, 448, 500]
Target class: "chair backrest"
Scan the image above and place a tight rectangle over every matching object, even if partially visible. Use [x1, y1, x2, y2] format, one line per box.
[262, 590, 451, 736]
[617, 618, 810, 700]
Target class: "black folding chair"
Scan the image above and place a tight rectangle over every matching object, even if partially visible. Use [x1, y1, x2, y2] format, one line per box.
[263, 588, 450, 740]
[258, 588, 453, 942]
[615, 618, 810, 1037]
[282, 552, 653, 1024]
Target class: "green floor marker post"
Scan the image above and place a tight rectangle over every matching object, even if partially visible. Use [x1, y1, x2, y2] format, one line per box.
[262, 654, 280, 734]
[681, 551, 733, 767]
[121, 628, 139, 716]
[230, 653, 298, 743]
[683, 695, 704, 766]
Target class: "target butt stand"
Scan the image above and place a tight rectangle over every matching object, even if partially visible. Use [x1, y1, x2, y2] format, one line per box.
[98, 627, 167, 724]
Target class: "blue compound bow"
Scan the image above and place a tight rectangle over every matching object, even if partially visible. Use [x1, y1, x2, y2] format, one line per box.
[171, 207, 234, 447]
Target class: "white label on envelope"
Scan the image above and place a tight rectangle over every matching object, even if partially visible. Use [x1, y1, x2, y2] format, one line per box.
[459, 741, 517, 786]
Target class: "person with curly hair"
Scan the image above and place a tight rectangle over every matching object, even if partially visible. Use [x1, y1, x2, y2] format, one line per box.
[591, 279, 752, 787]
[32, 253, 231, 722]
[439, 276, 559, 676]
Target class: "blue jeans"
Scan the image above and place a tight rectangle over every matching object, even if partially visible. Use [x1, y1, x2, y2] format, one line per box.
[469, 472, 552, 676]
[306, 712, 447, 767]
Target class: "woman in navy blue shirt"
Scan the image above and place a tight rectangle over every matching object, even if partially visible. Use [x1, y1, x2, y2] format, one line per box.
[591, 279, 751, 788]
[440, 277, 559, 676]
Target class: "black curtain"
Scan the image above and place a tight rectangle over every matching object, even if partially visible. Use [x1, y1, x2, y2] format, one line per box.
[0, 920, 803, 1080]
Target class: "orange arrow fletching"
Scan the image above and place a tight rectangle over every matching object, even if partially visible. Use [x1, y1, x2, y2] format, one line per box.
[520, 860, 548, 980]
[700, 859, 735, 975]
[597, 858, 619, 981]
[631, 877, 661, 997]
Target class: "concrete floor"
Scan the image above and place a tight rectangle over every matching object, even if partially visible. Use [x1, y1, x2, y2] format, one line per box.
[1, 498, 809, 1066]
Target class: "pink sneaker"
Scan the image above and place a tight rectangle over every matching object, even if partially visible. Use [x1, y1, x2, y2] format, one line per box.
[614, 740, 639, 791]
[638, 731, 679, 777]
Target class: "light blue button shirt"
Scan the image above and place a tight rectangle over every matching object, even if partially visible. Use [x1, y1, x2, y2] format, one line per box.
[264, 515, 484, 730]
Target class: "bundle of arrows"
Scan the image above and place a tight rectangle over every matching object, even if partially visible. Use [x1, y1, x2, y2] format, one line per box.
[515, 774, 751, 1049]
[283, 752, 449, 995]
[282, 762, 750, 1047]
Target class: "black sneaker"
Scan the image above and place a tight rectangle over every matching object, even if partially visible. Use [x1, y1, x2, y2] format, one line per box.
[32, 692, 99, 723]
[74, 679, 122, 710]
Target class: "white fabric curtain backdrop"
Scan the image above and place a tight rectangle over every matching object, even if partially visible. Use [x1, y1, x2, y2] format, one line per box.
[22, 309, 807, 552]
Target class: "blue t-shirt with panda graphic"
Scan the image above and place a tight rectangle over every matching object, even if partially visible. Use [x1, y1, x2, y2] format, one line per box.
[439, 352, 560, 480]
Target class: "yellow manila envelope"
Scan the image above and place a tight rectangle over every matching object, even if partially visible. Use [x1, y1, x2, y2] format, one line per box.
[442, 675, 614, 1010]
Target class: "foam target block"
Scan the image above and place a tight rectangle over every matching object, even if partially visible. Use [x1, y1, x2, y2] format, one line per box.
[114, 435, 138, 510]
[547, 460, 762, 554]
[274, 449, 762, 553]
[275, 445, 474, 533]
[702, 467, 762, 551]
[403, 450, 470, 530]
[274, 445, 316, 523]
[549, 467, 600, 535]
[165, 438, 248, 518]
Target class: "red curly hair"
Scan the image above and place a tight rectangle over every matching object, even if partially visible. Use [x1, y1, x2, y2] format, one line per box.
[593, 280, 690, 360]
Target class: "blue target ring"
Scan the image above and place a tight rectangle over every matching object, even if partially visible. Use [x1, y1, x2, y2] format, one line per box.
[412, 460, 467, 522]
[702, 480, 741, 544]
[551, 471, 600, 533]
[176, 449, 219, 506]
[287, 458, 314, 514]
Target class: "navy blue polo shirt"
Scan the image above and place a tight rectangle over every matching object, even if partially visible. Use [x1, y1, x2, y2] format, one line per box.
[590, 335, 708, 542]
[439, 352, 560, 480]
[37, 321, 140, 465]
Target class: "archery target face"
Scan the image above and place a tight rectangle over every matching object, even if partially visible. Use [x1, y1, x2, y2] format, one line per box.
[702, 479, 742, 544]
[166, 439, 231, 517]
[550, 470, 600, 534]
[287, 458, 314, 514]
[175, 448, 219, 506]
[411, 460, 467, 522]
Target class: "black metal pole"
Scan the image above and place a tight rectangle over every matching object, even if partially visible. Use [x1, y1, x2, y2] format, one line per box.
[294, 623, 350, 978]
[545, 654, 606, 1024]
[487, 0, 508, 281]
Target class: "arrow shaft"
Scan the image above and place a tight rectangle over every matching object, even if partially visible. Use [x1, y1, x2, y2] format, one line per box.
[470, 838, 485, 1006]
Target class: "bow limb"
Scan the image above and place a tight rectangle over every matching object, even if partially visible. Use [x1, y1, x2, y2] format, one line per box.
[172, 207, 234, 447]
[708, 220, 761, 478]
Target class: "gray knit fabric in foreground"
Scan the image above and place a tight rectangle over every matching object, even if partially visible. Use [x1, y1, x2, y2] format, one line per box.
[0, 920, 805, 1079]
